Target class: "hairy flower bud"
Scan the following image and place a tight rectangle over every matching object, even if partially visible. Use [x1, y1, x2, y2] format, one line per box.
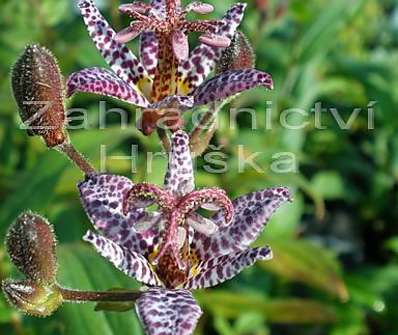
[6, 212, 58, 284]
[11, 44, 67, 147]
[2, 279, 63, 317]
[216, 31, 255, 74]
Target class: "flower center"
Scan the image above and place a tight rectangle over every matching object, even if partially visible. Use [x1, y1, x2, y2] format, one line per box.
[123, 182, 234, 287]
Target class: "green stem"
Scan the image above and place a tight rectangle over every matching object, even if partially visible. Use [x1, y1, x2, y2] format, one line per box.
[59, 287, 141, 303]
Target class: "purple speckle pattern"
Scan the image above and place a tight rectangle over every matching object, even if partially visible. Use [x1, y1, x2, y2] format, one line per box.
[150, 95, 194, 111]
[140, 32, 159, 78]
[66, 67, 150, 107]
[185, 247, 272, 289]
[193, 69, 273, 106]
[78, 174, 159, 257]
[136, 287, 202, 335]
[77, 0, 151, 89]
[83, 230, 162, 286]
[178, 3, 247, 94]
[192, 187, 292, 260]
[163, 130, 195, 197]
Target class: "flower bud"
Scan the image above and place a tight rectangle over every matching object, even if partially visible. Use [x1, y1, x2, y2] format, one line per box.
[6, 212, 58, 284]
[11, 44, 67, 147]
[2, 279, 63, 317]
[216, 31, 255, 74]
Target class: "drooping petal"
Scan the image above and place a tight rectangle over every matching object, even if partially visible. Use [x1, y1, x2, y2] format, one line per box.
[119, 2, 152, 15]
[185, 2, 214, 14]
[163, 130, 195, 197]
[84, 231, 163, 286]
[136, 287, 202, 335]
[193, 69, 273, 106]
[178, 3, 247, 94]
[66, 67, 150, 107]
[172, 31, 189, 61]
[198, 34, 231, 48]
[78, 174, 159, 256]
[140, 32, 159, 78]
[192, 187, 291, 260]
[114, 22, 148, 44]
[185, 247, 272, 289]
[77, 0, 152, 93]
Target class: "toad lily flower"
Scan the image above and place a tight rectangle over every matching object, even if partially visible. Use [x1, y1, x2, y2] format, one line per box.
[78, 130, 291, 335]
[67, 0, 273, 135]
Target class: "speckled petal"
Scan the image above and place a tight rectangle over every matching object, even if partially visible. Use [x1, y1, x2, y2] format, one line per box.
[178, 3, 247, 94]
[66, 67, 150, 107]
[77, 0, 151, 91]
[193, 69, 273, 106]
[185, 247, 272, 289]
[150, 0, 166, 17]
[136, 288, 202, 335]
[84, 231, 162, 286]
[140, 32, 159, 78]
[163, 130, 195, 197]
[150, 95, 194, 110]
[192, 187, 291, 260]
[78, 174, 159, 257]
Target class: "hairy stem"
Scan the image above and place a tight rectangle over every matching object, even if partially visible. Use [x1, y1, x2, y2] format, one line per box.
[56, 142, 96, 176]
[59, 287, 141, 303]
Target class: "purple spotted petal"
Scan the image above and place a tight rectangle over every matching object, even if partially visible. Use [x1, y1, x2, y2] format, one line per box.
[193, 69, 273, 106]
[185, 247, 272, 289]
[150, 0, 166, 17]
[78, 174, 159, 256]
[192, 187, 291, 260]
[66, 67, 150, 107]
[84, 231, 162, 286]
[140, 32, 159, 78]
[178, 3, 247, 94]
[77, 0, 151, 90]
[150, 95, 194, 110]
[163, 130, 195, 197]
[136, 287, 202, 335]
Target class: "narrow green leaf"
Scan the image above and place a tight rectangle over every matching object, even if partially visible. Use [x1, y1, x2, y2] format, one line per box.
[258, 238, 348, 301]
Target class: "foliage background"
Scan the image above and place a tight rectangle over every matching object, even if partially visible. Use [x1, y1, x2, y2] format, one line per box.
[1, 0, 398, 334]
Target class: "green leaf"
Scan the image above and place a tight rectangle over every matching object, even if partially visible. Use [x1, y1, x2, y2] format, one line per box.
[196, 291, 336, 324]
[0, 128, 131, 239]
[311, 171, 345, 200]
[51, 244, 143, 335]
[258, 238, 348, 300]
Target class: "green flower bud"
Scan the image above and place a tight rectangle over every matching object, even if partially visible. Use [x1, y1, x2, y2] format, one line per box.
[2, 279, 63, 317]
[6, 212, 58, 284]
[11, 44, 67, 148]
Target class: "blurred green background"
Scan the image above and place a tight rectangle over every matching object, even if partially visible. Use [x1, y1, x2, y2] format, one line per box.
[1, 0, 398, 334]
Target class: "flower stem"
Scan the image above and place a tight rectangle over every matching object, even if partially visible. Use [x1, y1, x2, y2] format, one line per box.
[157, 127, 172, 152]
[59, 287, 141, 303]
[190, 102, 218, 141]
[190, 102, 219, 157]
[56, 142, 96, 176]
